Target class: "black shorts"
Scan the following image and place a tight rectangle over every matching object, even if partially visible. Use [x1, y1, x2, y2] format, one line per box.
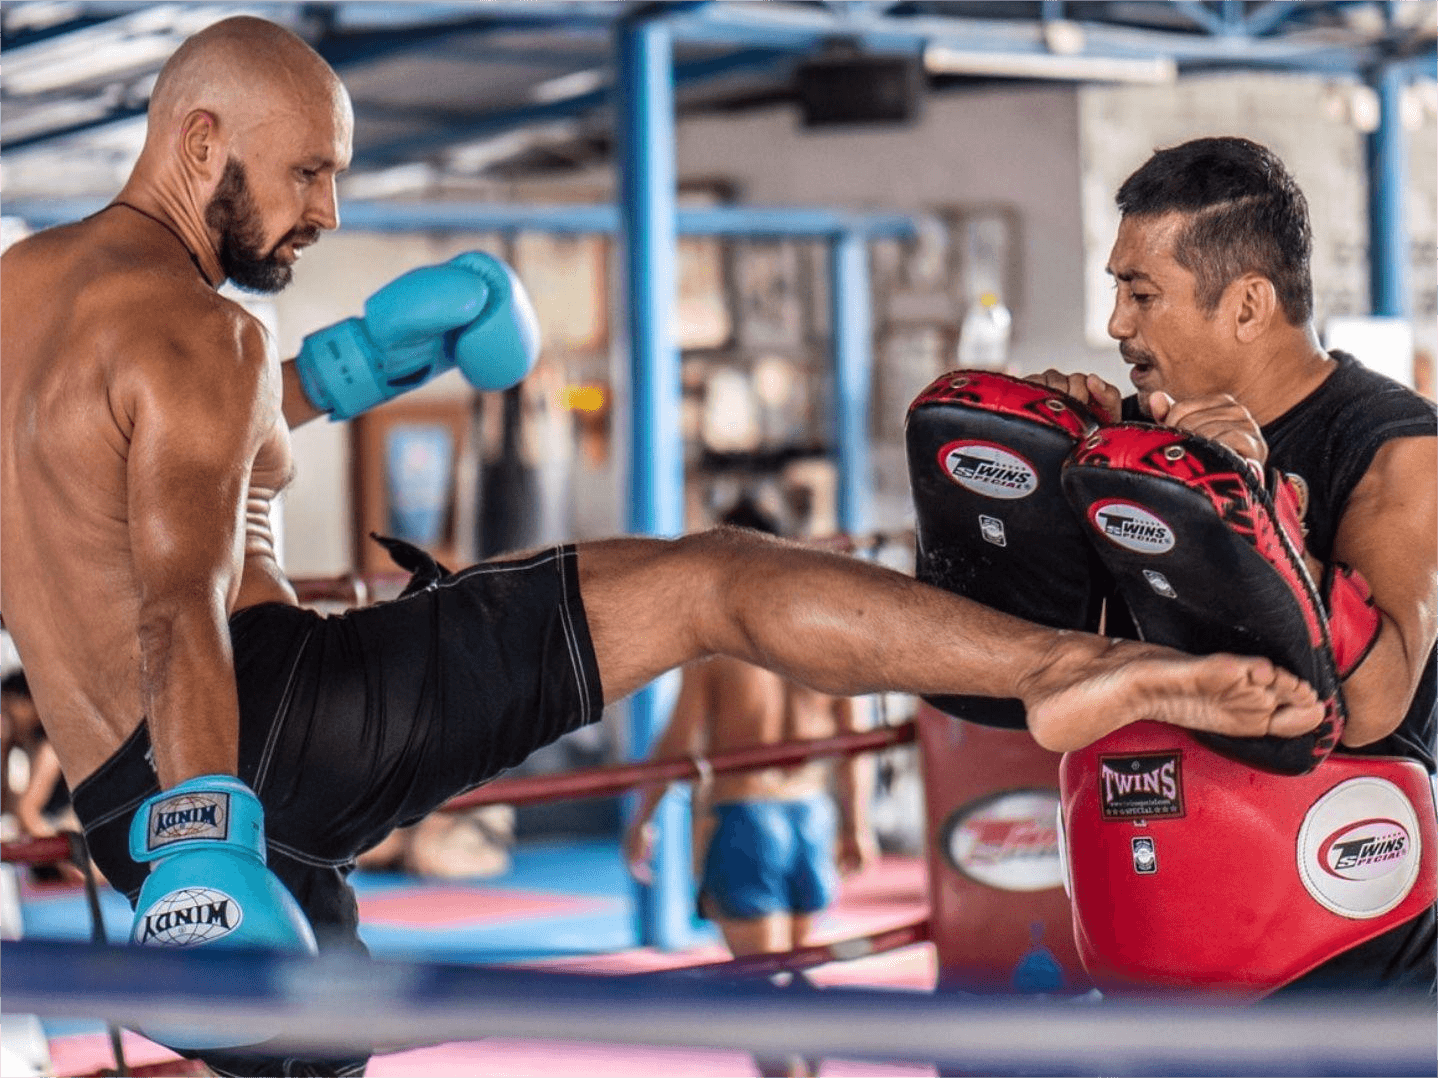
[71, 544, 603, 1076]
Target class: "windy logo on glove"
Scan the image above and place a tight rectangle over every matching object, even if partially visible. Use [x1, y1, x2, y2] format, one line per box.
[135, 886, 243, 946]
[145, 790, 231, 851]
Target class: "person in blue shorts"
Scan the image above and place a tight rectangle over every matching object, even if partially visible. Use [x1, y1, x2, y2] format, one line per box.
[625, 499, 878, 1077]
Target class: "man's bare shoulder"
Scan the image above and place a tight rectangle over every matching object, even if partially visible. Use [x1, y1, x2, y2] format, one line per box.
[8, 218, 266, 375]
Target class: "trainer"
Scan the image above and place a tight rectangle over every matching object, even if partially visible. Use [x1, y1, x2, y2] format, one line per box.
[1029, 137, 1436, 993]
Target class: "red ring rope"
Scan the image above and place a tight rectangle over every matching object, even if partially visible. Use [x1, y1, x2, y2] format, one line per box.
[441, 723, 916, 811]
[0, 725, 916, 865]
[1, 833, 73, 865]
[648, 919, 931, 979]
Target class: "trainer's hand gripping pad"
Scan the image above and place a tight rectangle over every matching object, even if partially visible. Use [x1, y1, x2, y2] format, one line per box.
[1061, 424, 1343, 774]
[906, 371, 1110, 727]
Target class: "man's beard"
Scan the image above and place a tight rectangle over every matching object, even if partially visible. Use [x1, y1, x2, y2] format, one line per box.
[204, 159, 318, 294]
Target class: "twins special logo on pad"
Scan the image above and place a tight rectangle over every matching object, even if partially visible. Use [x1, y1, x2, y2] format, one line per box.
[1098, 753, 1185, 820]
[938, 441, 1038, 500]
[1297, 778, 1422, 919]
[146, 790, 230, 852]
[943, 790, 1064, 892]
[1088, 500, 1175, 555]
[135, 886, 243, 947]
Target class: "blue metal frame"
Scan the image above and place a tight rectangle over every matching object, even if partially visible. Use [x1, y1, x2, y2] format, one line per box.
[616, 8, 691, 953]
[6, 2, 1429, 160]
[4, 198, 918, 239]
[1367, 61, 1410, 318]
[830, 231, 874, 537]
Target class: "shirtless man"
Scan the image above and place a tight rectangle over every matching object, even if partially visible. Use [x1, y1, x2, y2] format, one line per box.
[625, 502, 878, 955]
[0, 18, 1322, 1077]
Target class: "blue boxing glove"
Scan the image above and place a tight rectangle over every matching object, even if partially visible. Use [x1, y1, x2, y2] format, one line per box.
[130, 775, 316, 1050]
[295, 250, 541, 420]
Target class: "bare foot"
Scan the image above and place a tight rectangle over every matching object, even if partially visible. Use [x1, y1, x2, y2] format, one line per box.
[1019, 635, 1324, 753]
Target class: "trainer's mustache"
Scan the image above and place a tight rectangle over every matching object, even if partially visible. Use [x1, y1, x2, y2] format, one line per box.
[1121, 344, 1157, 367]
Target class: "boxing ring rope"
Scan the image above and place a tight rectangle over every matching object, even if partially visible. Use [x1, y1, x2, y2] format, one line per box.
[440, 722, 916, 811]
[1, 727, 928, 991]
[646, 919, 931, 979]
[5, 759, 1434, 1074]
[5, 938, 1434, 1076]
[1, 833, 72, 867]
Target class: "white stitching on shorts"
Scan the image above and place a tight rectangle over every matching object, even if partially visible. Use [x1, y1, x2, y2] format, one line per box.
[253, 624, 315, 794]
[555, 546, 596, 725]
[82, 791, 151, 832]
[266, 836, 354, 869]
[440, 548, 562, 587]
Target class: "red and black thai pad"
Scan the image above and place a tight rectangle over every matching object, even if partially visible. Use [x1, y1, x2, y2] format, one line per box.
[906, 370, 1110, 728]
[1061, 424, 1343, 775]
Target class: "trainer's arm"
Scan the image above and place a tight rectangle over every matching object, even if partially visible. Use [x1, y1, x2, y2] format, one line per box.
[125, 319, 274, 787]
[1329, 436, 1438, 747]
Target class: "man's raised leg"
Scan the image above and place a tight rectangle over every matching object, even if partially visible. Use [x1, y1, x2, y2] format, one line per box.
[575, 530, 1323, 753]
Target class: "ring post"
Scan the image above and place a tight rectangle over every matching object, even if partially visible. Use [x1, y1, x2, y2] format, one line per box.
[617, 7, 691, 951]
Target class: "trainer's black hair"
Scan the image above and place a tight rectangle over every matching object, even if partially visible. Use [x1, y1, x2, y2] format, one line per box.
[1116, 136, 1313, 325]
[1, 670, 30, 698]
[720, 495, 782, 538]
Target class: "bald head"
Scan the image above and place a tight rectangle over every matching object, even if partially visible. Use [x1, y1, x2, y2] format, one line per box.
[148, 16, 349, 150]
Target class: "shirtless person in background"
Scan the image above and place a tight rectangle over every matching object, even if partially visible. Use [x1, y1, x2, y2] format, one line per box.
[626, 501, 878, 954]
[0, 16, 1325, 1077]
[625, 651, 872, 1078]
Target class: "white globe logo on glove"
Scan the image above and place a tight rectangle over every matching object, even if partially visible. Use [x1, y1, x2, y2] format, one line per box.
[135, 886, 243, 947]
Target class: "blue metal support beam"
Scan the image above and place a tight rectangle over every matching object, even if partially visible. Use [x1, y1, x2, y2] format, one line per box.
[1366, 62, 1409, 318]
[5, 198, 918, 239]
[1171, 0, 1235, 37]
[1242, 1, 1307, 37]
[615, 8, 690, 953]
[830, 232, 874, 536]
[4, 0, 1406, 161]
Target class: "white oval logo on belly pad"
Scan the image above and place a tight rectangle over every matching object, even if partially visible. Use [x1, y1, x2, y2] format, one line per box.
[1297, 778, 1421, 918]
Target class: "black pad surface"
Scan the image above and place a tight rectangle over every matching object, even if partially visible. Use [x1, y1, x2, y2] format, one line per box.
[906, 371, 1108, 728]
